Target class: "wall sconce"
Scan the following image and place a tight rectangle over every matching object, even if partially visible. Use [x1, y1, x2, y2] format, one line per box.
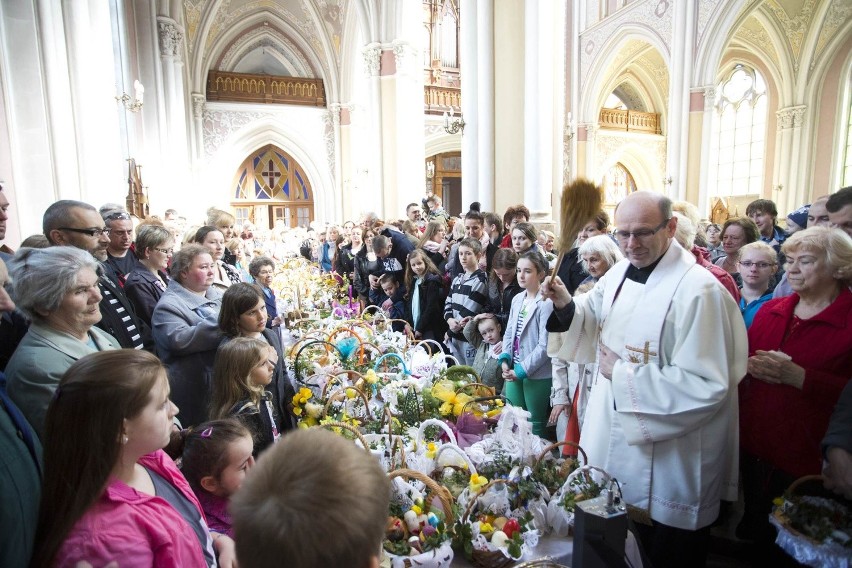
[116, 80, 144, 113]
[443, 108, 465, 135]
[774, 184, 783, 192]
[662, 175, 673, 186]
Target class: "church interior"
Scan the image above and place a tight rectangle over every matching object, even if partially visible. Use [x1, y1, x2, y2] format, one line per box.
[0, 0, 850, 243]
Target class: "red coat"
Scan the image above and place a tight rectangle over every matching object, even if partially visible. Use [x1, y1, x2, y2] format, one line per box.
[740, 288, 852, 478]
[691, 245, 741, 303]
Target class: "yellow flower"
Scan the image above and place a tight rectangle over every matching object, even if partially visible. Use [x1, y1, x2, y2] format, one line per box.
[293, 406, 303, 416]
[485, 408, 503, 419]
[305, 402, 323, 419]
[411, 504, 422, 515]
[431, 380, 474, 416]
[426, 442, 437, 459]
[345, 388, 357, 400]
[364, 369, 379, 385]
[479, 522, 494, 534]
[469, 473, 488, 492]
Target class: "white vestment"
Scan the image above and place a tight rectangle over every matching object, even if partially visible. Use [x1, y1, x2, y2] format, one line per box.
[548, 242, 747, 530]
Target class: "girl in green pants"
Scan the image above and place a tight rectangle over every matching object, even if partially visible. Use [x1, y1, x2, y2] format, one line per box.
[499, 251, 554, 437]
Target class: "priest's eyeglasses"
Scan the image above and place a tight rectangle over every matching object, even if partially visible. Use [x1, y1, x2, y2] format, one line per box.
[614, 219, 670, 242]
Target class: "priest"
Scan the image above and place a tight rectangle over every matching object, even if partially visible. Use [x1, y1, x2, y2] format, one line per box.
[543, 191, 747, 568]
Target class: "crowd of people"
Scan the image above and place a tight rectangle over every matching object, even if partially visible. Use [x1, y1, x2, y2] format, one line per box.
[0, 183, 850, 567]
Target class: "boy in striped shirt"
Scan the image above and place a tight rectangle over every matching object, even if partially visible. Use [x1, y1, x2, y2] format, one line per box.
[444, 238, 488, 364]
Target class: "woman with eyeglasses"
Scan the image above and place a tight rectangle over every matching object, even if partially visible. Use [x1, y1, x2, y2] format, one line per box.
[737, 227, 852, 553]
[714, 216, 760, 278]
[735, 241, 777, 329]
[125, 223, 174, 326]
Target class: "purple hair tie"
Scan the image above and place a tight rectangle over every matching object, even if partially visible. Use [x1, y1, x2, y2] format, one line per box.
[200, 427, 213, 438]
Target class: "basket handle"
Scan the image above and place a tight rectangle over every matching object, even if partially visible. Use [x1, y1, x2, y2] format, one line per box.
[292, 339, 344, 384]
[784, 474, 825, 497]
[415, 339, 445, 356]
[416, 418, 459, 447]
[322, 387, 373, 420]
[461, 478, 511, 524]
[315, 422, 371, 453]
[388, 468, 455, 527]
[434, 443, 477, 475]
[535, 441, 588, 467]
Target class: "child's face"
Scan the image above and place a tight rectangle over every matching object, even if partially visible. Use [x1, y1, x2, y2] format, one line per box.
[410, 256, 426, 276]
[213, 435, 255, 497]
[381, 281, 398, 297]
[458, 245, 479, 272]
[493, 266, 515, 285]
[478, 319, 501, 345]
[512, 229, 533, 253]
[516, 258, 542, 290]
[249, 347, 277, 387]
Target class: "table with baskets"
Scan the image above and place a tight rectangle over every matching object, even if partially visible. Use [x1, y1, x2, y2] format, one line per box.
[283, 308, 638, 568]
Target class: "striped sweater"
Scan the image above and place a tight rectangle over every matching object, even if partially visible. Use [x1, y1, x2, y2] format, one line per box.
[444, 269, 488, 340]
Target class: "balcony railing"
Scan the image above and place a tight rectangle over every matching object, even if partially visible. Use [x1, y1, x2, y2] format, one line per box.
[424, 85, 461, 115]
[598, 108, 660, 134]
[206, 71, 326, 107]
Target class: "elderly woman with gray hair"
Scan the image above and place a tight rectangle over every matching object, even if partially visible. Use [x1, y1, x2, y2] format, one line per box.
[152, 244, 223, 428]
[5, 247, 120, 437]
[549, 234, 623, 455]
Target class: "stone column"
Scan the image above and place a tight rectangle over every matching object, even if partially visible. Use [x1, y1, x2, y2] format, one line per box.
[523, 0, 556, 221]
[476, 0, 495, 212]
[696, 86, 717, 215]
[362, 43, 385, 218]
[191, 93, 205, 162]
[460, 0, 479, 213]
[665, 0, 696, 201]
[157, 17, 190, 189]
[774, 105, 807, 215]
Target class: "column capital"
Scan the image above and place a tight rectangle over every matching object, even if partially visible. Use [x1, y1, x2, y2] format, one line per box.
[191, 93, 206, 119]
[391, 40, 418, 76]
[702, 86, 717, 111]
[776, 105, 806, 129]
[157, 18, 185, 59]
[362, 43, 382, 77]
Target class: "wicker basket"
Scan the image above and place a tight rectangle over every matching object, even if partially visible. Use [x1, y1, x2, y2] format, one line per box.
[460, 479, 524, 568]
[771, 474, 852, 567]
[384, 468, 456, 568]
[322, 386, 373, 421]
[315, 421, 371, 453]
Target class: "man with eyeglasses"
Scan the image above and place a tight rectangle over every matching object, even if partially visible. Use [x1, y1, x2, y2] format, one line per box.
[103, 210, 141, 285]
[543, 191, 747, 568]
[43, 200, 152, 352]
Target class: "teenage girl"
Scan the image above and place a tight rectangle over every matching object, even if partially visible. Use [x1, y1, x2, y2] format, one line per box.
[211, 337, 282, 456]
[181, 418, 254, 538]
[404, 249, 448, 341]
[485, 248, 520, 336]
[499, 250, 554, 437]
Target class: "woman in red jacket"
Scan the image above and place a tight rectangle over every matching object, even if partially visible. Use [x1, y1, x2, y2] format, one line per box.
[738, 226, 852, 552]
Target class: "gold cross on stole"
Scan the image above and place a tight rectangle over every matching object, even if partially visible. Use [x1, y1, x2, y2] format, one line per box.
[624, 341, 657, 365]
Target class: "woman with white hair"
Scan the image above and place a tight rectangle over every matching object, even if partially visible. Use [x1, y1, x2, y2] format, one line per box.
[549, 234, 623, 453]
[574, 234, 623, 293]
[5, 247, 120, 437]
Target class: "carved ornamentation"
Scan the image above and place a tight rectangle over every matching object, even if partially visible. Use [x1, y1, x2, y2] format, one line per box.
[158, 20, 185, 59]
[812, 0, 852, 73]
[579, 0, 673, 90]
[733, 17, 779, 68]
[192, 93, 206, 119]
[320, 109, 337, 183]
[762, 0, 817, 71]
[363, 43, 382, 77]
[596, 131, 667, 180]
[703, 86, 717, 112]
[392, 40, 418, 76]
[697, 0, 720, 44]
[202, 109, 272, 157]
[776, 105, 806, 129]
